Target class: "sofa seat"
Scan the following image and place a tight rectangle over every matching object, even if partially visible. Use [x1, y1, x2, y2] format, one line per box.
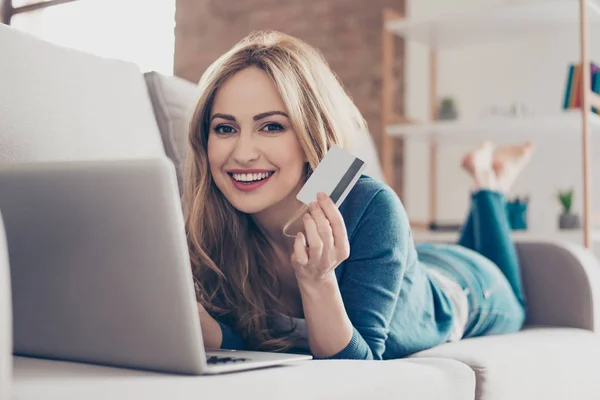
[12, 356, 475, 400]
[412, 327, 600, 400]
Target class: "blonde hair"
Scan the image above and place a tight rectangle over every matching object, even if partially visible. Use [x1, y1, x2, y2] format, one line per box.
[183, 31, 368, 351]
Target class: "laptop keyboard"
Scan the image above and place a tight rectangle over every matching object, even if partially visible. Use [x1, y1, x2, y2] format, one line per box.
[207, 355, 250, 364]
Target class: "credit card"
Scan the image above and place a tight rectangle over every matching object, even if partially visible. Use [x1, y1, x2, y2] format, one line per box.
[296, 145, 366, 207]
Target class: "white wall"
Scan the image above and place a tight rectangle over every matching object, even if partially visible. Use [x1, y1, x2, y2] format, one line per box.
[404, 0, 600, 242]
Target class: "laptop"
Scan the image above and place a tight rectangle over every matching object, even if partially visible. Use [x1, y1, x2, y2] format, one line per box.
[0, 158, 312, 375]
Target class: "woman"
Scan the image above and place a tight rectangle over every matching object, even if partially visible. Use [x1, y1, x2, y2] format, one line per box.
[183, 31, 532, 360]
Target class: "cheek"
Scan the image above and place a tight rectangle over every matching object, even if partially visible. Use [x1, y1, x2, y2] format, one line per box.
[206, 138, 231, 189]
[271, 134, 305, 171]
[207, 136, 224, 172]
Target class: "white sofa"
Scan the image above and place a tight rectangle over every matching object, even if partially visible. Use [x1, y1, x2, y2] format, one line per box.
[0, 211, 12, 400]
[1, 23, 600, 400]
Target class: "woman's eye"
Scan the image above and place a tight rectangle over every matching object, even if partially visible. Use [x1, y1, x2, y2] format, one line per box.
[261, 123, 284, 133]
[214, 125, 236, 134]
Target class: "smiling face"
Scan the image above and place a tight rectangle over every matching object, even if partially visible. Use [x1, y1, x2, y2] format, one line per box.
[207, 67, 307, 215]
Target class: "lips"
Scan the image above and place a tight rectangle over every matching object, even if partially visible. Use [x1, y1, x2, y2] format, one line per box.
[227, 171, 275, 192]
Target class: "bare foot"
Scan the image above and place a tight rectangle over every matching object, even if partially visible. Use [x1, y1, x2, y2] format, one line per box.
[492, 141, 535, 193]
[461, 140, 497, 190]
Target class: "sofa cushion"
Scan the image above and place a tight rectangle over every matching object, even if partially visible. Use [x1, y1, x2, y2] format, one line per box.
[411, 327, 600, 400]
[13, 356, 475, 400]
[144, 72, 197, 193]
[0, 24, 165, 164]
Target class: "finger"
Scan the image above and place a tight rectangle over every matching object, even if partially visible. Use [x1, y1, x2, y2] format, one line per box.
[303, 213, 323, 261]
[309, 201, 334, 251]
[317, 192, 350, 259]
[292, 232, 309, 266]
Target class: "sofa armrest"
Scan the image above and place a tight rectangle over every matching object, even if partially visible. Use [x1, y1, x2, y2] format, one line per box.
[0, 212, 12, 400]
[516, 240, 600, 331]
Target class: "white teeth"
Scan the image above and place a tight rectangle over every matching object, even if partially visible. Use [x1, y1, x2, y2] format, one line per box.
[231, 172, 273, 182]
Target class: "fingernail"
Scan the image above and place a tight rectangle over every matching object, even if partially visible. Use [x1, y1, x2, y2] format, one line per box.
[310, 202, 317, 209]
[317, 192, 325, 200]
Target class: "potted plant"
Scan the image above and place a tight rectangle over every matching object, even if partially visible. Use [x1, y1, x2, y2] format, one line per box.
[557, 188, 581, 230]
[437, 97, 458, 120]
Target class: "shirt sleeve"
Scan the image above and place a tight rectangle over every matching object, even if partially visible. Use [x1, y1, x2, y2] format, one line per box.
[324, 187, 412, 360]
[215, 318, 245, 350]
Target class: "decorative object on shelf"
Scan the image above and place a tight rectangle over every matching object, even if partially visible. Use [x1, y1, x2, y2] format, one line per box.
[479, 102, 532, 119]
[437, 97, 458, 120]
[506, 196, 529, 231]
[557, 188, 581, 230]
[563, 62, 600, 114]
[508, 102, 531, 117]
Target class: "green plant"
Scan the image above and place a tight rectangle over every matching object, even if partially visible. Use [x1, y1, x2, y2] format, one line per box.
[440, 97, 455, 110]
[558, 189, 574, 213]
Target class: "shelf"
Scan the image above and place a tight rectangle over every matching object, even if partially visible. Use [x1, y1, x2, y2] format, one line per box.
[386, 109, 600, 140]
[386, 0, 600, 49]
[411, 227, 600, 244]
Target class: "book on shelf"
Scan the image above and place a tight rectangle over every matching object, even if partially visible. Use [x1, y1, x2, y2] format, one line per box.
[563, 62, 600, 114]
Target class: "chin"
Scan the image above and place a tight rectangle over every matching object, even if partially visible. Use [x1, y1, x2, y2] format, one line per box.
[228, 198, 270, 215]
[216, 185, 274, 215]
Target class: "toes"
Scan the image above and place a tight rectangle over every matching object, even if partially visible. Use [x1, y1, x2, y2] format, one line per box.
[523, 141, 535, 155]
[492, 159, 504, 174]
[462, 154, 474, 170]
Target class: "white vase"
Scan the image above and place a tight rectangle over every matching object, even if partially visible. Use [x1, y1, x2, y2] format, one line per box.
[0, 211, 12, 400]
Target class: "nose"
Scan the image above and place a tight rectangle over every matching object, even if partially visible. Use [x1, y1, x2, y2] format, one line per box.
[231, 131, 260, 165]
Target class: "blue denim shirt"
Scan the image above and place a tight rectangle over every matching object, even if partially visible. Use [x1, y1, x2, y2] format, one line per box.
[216, 175, 454, 359]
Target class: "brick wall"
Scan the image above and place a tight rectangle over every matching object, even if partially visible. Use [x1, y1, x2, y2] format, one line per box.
[174, 0, 405, 194]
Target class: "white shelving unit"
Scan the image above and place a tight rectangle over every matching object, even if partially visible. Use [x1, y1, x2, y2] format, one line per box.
[386, 0, 600, 50]
[381, 0, 599, 248]
[387, 110, 600, 140]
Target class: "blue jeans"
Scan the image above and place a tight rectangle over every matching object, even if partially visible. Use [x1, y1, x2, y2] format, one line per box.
[417, 190, 526, 338]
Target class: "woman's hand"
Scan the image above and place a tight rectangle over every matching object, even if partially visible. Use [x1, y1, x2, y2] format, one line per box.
[291, 192, 350, 286]
[290, 192, 354, 357]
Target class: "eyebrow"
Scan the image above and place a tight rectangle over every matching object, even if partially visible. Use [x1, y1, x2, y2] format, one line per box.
[211, 113, 236, 122]
[253, 111, 288, 121]
[210, 111, 288, 123]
